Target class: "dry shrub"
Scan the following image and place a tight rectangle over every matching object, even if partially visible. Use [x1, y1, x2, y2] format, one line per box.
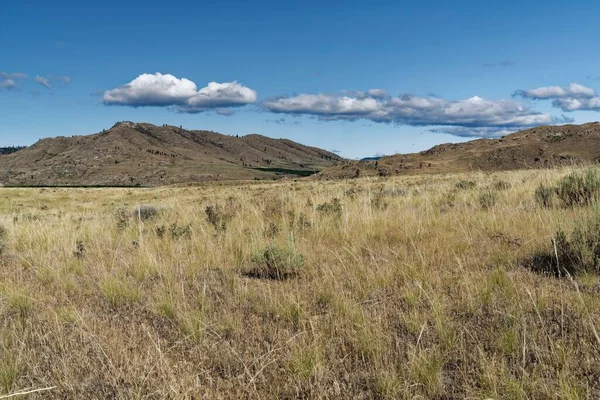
[134, 204, 159, 220]
[534, 183, 555, 208]
[555, 168, 600, 206]
[479, 190, 497, 209]
[205, 204, 232, 232]
[493, 180, 511, 190]
[244, 243, 304, 280]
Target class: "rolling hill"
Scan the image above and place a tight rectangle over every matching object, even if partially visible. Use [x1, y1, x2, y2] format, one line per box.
[0, 122, 342, 186]
[316, 123, 600, 179]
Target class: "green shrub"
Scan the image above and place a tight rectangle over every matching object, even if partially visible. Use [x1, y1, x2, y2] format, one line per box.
[0, 224, 7, 256]
[479, 190, 497, 209]
[534, 183, 555, 208]
[555, 169, 600, 206]
[455, 180, 476, 190]
[245, 244, 304, 280]
[531, 205, 600, 276]
[317, 198, 342, 218]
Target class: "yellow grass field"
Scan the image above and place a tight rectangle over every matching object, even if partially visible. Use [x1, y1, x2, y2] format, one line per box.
[1, 167, 600, 399]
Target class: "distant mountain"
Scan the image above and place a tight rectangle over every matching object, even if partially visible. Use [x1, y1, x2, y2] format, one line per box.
[0, 122, 342, 186]
[360, 156, 382, 161]
[315, 123, 600, 179]
[0, 146, 26, 155]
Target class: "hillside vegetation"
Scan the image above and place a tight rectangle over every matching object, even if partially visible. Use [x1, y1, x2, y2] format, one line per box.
[1, 167, 600, 398]
[0, 122, 341, 186]
[317, 122, 600, 179]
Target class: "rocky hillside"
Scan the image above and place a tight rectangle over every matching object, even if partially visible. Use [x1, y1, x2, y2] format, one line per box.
[0, 122, 342, 186]
[316, 123, 600, 179]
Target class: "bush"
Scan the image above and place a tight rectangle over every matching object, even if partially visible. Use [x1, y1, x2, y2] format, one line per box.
[371, 192, 388, 210]
[383, 187, 407, 197]
[531, 207, 600, 276]
[115, 207, 130, 230]
[244, 244, 304, 280]
[555, 169, 600, 206]
[205, 204, 231, 232]
[0, 224, 7, 256]
[169, 223, 192, 239]
[534, 183, 555, 208]
[316, 198, 342, 218]
[455, 180, 476, 190]
[479, 190, 497, 209]
[73, 240, 85, 259]
[133, 205, 159, 221]
[493, 180, 511, 190]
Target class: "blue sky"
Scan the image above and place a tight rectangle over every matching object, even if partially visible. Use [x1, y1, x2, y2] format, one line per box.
[2, 1, 600, 158]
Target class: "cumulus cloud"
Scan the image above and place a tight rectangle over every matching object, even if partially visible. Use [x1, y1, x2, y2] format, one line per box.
[262, 91, 552, 129]
[514, 83, 596, 100]
[102, 73, 257, 113]
[430, 115, 575, 138]
[183, 81, 257, 113]
[367, 89, 388, 98]
[0, 72, 27, 90]
[514, 82, 600, 112]
[0, 79, 15, 90]
[552, 97, 600, 111]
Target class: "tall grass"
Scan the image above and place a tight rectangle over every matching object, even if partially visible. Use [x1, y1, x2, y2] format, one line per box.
[0, 168, 599, 398]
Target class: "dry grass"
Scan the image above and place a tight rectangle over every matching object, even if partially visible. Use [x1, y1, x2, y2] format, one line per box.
[1, 167, 600, 398]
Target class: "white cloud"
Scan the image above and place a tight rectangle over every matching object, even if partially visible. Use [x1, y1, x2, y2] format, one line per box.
[48, 75, 71, 84]
[102, 73, 257, 113]
[553, 97, 600, 111]
[103, 73, 197, 106]
[514, 83, 596, 99]
[182, 81, 257, 112]
[215, 108, 235, 116]
[514, 82, 600, 112]
[0, 72, 27, 90]
[262, 91, 552, 129]
[35, 76, 51, 89]
[431, 126, 528, 138]
[0, 79, 15, 89]
[367, 88, 388, 98]
[0, 72, 27, 80]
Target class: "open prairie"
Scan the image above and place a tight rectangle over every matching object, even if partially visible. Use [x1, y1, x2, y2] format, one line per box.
[2, 167, 600, 399]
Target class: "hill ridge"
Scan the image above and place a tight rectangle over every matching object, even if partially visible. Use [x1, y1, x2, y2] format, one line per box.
[315, 123, 600, 179]
[0, 122, 342, 186]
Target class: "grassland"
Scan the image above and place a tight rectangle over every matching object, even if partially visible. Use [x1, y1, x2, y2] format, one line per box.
[1, 167, 600, 398]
